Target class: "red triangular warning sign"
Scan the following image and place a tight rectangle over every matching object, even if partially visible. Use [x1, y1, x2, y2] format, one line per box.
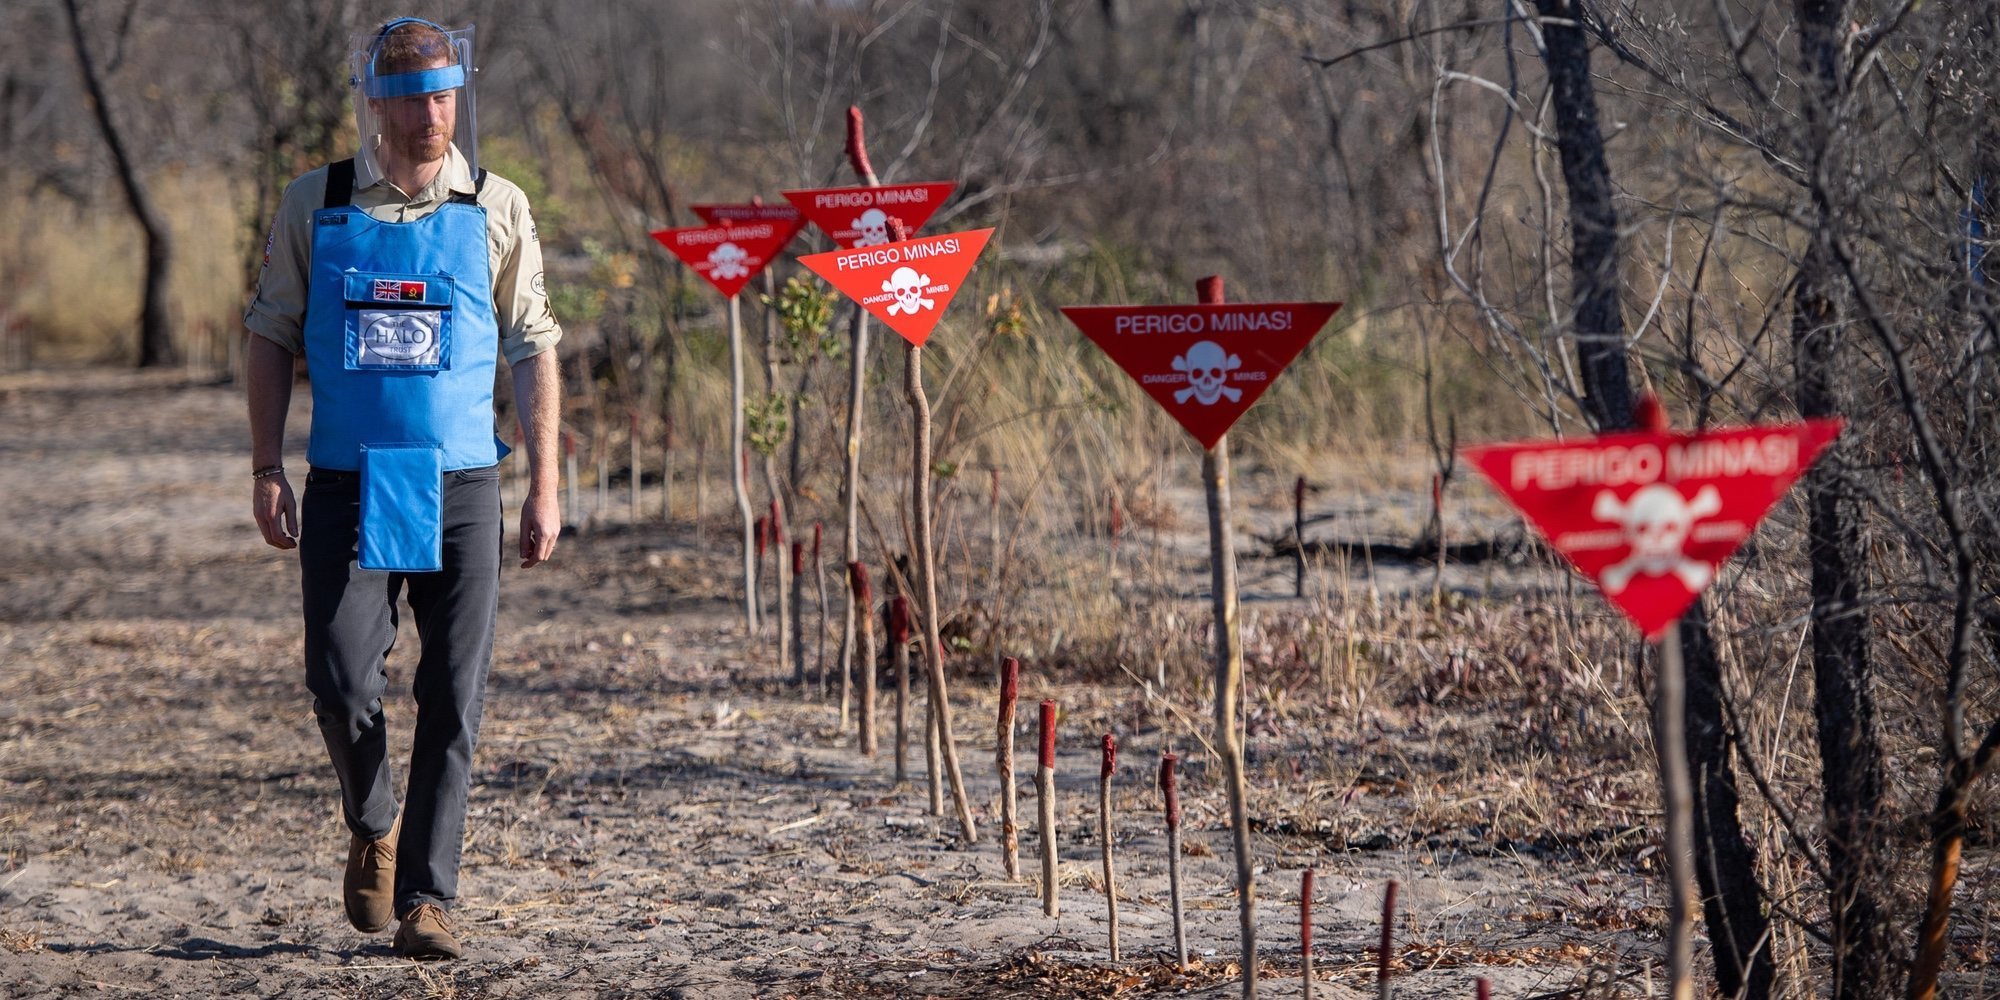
[782, 183, 956, 249]
[690, 202, 808, 247]
[649, 222, 798, 299]
[1061, 303, 1342, 450]
[1462, 419, 1844, 639]
[797, 228, 993, 347]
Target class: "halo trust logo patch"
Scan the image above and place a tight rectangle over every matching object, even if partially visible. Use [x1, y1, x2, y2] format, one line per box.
[356, 310, 443, 367]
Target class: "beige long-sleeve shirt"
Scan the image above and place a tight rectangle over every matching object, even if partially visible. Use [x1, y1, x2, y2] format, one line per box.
[244, 146, 562, 365]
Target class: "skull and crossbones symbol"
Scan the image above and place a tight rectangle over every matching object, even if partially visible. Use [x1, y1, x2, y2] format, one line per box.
[882, 266, 934, 316]
[707, 242, 750, 281]
[1172, 341, 1243, 405]
[852, 208, 891, 247]
[1593, 484, 1722, 594]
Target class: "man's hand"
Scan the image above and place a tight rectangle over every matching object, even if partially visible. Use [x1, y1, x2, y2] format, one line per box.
[254, 475, 299, 549]
[519, 488, 560, 568]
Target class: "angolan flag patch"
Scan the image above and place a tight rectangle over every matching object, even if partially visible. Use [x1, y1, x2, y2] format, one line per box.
[372, 279, 427, 303]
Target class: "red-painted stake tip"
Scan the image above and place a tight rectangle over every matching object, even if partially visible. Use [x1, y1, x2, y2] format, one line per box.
[845, 107, 874, 183]
[791, 541, 804, 575]
[1038, 701, 1057, 767]
[847, 561, 871, 603]
[812, 522, 823, 558]
[1100, 733, 1116, 778]
[1635, 392, 1668, 433]
[1476, 978, 1492, 1000]
[890, 595, 912, 644]
[1196, 275, 1225, 305]
[1000, 657, 1020, 705]
[1159, 753, 1181, 828]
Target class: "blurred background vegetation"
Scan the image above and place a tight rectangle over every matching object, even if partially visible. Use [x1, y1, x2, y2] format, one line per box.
[0, 0, 1545, 508]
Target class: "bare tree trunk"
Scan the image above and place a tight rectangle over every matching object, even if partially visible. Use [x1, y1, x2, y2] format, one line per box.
[1533, 7, 1772, 995]
[1793, 5, 1895, 997]
[1681, 601, 1775, 998]
[1533, 0, 1629, 433]
[63, 0, 175, 368]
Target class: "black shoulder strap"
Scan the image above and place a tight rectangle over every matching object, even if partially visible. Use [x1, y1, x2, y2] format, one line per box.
[323, 159, 355, 210]
[449, 169, 488, 206]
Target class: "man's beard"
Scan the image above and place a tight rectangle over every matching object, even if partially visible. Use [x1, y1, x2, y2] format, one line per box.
[389, 129, 450, 165]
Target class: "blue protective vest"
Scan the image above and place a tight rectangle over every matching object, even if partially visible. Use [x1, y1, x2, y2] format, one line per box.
[303, 158, 500, 473]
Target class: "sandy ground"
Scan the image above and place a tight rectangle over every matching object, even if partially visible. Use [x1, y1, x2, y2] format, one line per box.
[0, 368, 1666, 999]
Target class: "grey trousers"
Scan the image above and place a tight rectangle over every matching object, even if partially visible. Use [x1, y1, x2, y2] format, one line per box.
[299, 464, 501, 917]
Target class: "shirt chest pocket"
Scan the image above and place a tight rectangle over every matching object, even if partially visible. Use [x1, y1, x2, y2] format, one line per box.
[343, 272, 455, 372]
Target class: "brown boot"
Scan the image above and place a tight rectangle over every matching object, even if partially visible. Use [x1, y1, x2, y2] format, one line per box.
[342, 822, 397, 934]
[393, 902, 462, 960]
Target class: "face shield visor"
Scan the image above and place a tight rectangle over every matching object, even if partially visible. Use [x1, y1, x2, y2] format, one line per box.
[350, 19, 478, 183]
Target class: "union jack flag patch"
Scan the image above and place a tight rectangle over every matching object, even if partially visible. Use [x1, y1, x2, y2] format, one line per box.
[372, 279, 426, 303]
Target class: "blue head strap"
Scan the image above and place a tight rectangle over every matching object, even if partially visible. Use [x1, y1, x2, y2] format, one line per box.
[363, 17, 466, 98]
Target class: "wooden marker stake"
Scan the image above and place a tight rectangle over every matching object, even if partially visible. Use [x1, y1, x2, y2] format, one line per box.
[790, 541, 807, 688]
[890, 595, 912, 783]
[1378, 879, 1398, 1000]
[1196, 274, 1257, 998]
[772, 498, 794, 681]
[1099, 732, 1120, 961]
[997, 657, 1021, 880]
[1654, 624, 1695, 1000]
[1476, 979, 1491, 1000]
[857, 558, 876, 756]
[1301, 869, 1315, 1000]
[1161, 752, 1187, 970]
[813, 523, 829, 695]
[903, 260, 977, 843]
[755, 514, 770, 633]
[833, 106, 877, 755]
[729, 294, 758, 636]
[1038, 700, 1058, 917]
[925, 677, 945, 816]
[842, 562, 869, 733]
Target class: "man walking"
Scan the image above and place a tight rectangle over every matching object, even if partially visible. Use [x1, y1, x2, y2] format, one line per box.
[243, 17, 562, 960]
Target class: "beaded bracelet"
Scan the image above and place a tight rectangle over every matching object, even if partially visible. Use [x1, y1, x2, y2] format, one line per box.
[252, 465, 285, 481]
